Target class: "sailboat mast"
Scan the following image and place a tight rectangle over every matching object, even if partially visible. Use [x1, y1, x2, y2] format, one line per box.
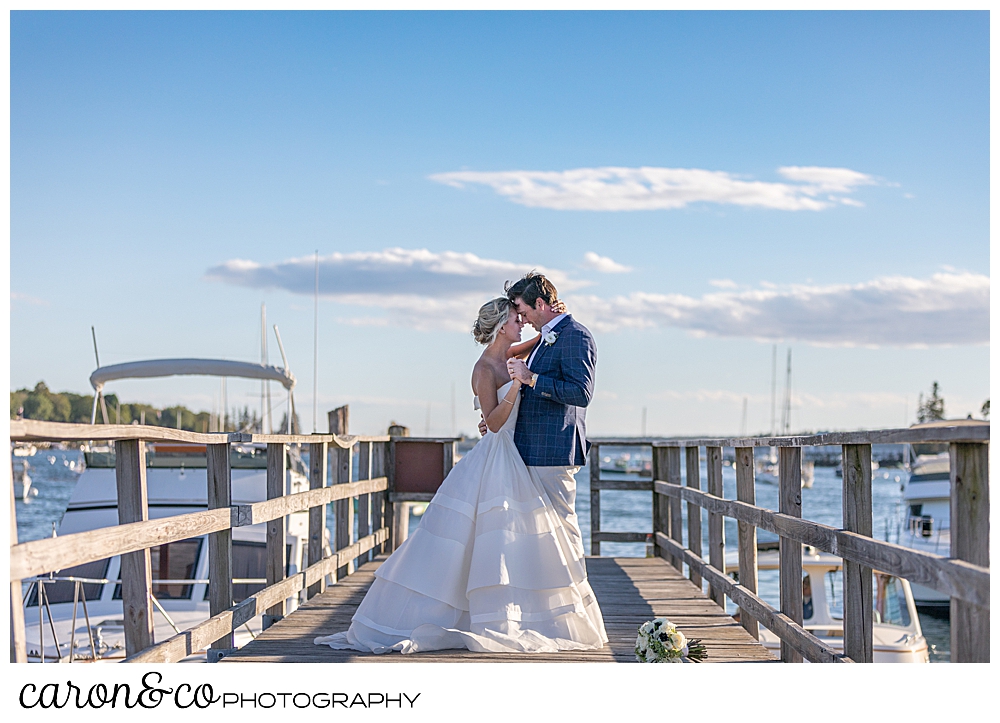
[313, 250, 319, 434]
[770, 344, 777, 436]
[261, 303, 266, 434]
[782, 348, 792, 434]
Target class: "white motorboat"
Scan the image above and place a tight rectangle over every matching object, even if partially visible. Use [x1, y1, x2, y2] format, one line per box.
[21, 356, 317, 662]
[731, 547, 929, 663]
[893, 418, 987, 609]
[898, 451, 951, 608]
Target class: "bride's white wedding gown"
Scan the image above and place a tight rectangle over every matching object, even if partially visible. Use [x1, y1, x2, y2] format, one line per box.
[314, 381, 608, 654]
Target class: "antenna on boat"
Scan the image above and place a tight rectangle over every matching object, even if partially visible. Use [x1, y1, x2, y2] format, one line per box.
[90, 326, 110, 425]
[274, 324, 295, 434]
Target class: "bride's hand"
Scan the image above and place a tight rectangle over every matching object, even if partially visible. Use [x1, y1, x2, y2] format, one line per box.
[478, 415, 488, 437]
[506, 358, 533, 385]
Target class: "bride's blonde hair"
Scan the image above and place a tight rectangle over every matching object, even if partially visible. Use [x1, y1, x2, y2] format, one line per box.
[472, 297, 513, 345]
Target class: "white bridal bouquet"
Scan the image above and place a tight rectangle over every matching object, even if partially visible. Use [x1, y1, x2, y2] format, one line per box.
[634, 617, 707, 663]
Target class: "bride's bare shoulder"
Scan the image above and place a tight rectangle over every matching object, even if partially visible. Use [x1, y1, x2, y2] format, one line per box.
[470, 358, 492, 395]
[471, 356, 503, 395]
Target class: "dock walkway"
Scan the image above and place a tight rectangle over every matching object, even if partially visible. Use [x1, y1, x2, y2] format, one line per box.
[222, 556, 775, 663]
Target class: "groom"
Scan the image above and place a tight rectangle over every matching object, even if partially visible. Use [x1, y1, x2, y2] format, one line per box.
[481, 271, 596, 559]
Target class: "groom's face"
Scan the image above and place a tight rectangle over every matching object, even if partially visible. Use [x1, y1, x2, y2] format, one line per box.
[513, 297, 543, 331]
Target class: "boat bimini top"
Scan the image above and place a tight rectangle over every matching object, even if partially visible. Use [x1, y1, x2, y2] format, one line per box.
[88, 358, 296, 428]
[90, 359, 295, 393]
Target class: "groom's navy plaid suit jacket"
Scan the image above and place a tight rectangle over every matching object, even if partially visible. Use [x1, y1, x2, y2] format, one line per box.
[514, 315, 596, 467]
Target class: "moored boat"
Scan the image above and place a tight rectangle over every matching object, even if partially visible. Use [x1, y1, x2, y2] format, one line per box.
[730, 547, 929, 663]
[21, 357, 317, 662]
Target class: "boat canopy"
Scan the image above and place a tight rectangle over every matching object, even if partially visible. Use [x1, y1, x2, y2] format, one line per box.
[89, 358, 296, 392]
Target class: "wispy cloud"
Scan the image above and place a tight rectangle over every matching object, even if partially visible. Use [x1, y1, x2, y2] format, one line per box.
[582, 252, 632, 273]
[205, 248, 587, 331]
[10, 292, 49, 306]
[430, 165, 878, 211]
[566, 271, 988, 347]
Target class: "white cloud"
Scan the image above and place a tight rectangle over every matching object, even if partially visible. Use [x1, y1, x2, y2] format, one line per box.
[430, 165, 878, 212]
[566, 271, 988, 347]
[582, 251, 632, 273]
[776, 166, 878, 193]
[207, 250, 986, 348]
[205, 248, 587, 332]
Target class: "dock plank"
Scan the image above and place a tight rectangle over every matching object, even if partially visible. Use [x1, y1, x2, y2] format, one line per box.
[222, 556, 776, 663]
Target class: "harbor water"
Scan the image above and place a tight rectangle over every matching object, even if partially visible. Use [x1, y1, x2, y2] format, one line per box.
[13, 445, 950, 662]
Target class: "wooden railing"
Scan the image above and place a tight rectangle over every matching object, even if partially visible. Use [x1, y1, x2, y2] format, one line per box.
[8, 419, 455, 663]
[589, 424, 990, 663]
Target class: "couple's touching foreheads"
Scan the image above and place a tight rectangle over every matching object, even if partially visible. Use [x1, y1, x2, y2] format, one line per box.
[316, 272, 607, 655]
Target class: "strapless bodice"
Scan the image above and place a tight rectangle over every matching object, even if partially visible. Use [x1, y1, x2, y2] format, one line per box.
[473, 381, 518, 433]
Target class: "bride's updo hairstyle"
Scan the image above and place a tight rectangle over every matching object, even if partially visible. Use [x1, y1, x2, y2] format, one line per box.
[472, 297, 513, 345]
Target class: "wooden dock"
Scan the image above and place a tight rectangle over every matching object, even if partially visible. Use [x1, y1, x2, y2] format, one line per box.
[221, 555, 776, 663]
[10, 419, 989, 664]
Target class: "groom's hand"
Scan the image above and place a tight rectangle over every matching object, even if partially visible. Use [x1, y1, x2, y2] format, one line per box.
[507, 358, 534, 385]
[478, 415, 488, 437]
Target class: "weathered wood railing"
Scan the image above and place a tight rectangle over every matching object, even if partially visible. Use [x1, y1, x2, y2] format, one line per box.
[589, 424, 990, 663]
[8, 419, 454, 663]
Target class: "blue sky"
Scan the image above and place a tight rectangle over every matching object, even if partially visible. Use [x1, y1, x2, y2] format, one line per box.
[9, 11, 989, 436]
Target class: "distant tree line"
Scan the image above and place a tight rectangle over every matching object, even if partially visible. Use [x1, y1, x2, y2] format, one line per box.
[9, 381, 289, 433]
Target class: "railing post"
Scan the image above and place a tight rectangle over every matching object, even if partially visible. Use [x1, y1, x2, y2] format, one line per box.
[356, 441, 372, 568]
[669, 449, 684, 571]
[658, 447, 682, 572]
[443, 439, 456, 478]
[115, 439, 154, 657]
[387, 438, 401, 552]
[263, 442, 287, 629]
[334, 442, 354, 578]
[735, 446, 758, 639]
[950, 442, 990, 663]
[706, 446, 726, 608]
[206, 441, 234, 657]
[684, 446, 701, 581]
[842, 443, 873, 663]
[10, 467, 27, 663]
[590, 444, 601, 556]
[779, 446, 803, 663]
[652, 445, 667, 555]
[307, 440, 329, 598]
[373, 441, 388, 555]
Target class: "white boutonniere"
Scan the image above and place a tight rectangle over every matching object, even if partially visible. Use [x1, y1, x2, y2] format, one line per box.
[543, 331, 559, 346]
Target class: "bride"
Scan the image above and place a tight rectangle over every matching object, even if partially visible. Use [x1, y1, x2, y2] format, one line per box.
[314, 297, 608, 654]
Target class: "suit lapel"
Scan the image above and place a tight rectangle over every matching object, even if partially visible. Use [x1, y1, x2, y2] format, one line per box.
[528, 315, 571, 371]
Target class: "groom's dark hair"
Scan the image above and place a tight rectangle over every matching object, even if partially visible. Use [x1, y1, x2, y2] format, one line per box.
[505, 271, 559, 309]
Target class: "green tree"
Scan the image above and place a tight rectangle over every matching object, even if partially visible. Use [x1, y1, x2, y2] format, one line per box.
[982, 399, 990, 419]
[22, 382, 55, 420]
[10, 390, 27, 418]
[917, 382, 946, 423]
[67, 393, 95, 423]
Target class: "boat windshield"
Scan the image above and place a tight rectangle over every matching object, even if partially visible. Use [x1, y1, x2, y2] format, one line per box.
[25, 558, 111, 606]
[113, 539, 203, 600]
[874, 573, 912, 627]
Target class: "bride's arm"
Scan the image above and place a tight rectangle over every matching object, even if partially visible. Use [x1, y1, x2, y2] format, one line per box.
[506, 335, 540, 360]
[474, 368, 523, 433]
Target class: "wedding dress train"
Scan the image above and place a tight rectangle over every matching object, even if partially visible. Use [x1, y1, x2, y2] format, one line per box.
[313, 381, 608, 654]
